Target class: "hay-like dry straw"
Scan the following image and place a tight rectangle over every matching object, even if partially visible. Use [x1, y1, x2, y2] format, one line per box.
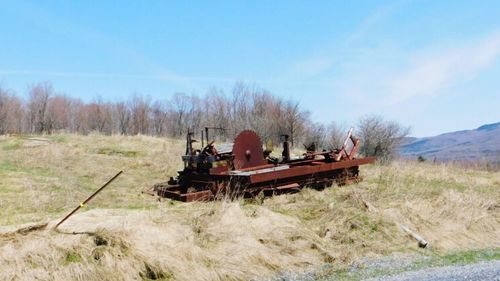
[0, 134, 498, 280]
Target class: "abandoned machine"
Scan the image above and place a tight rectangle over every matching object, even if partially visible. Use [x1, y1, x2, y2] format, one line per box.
[151, 128, 375, 202]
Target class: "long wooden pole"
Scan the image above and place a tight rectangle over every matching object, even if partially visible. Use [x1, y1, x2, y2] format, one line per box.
[54, 170, 123, 229]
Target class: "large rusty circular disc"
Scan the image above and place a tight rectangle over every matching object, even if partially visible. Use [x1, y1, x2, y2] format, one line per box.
[232, 130, 266, 169]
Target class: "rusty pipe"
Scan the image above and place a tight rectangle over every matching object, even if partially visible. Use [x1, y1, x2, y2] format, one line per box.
[54, 170, 123, 229]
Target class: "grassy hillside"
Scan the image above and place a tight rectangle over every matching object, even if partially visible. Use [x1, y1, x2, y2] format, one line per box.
[0, 134, 499, 281]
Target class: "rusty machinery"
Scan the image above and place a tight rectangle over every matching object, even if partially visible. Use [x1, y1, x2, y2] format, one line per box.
[151, 128, 375, 202]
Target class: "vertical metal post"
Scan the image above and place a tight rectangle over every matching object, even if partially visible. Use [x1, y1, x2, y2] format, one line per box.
[201, 130, 204, 147]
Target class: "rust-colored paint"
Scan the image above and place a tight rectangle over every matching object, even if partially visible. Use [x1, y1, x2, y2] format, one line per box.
[154, 129, 375, 202]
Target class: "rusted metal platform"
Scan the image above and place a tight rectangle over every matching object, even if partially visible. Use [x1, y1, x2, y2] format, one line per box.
[152, 128, 375, 202]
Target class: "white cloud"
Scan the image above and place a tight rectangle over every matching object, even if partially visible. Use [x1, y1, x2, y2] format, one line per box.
[386, 33, 500, 104]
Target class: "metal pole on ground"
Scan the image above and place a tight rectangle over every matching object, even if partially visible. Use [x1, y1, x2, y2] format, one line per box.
[54, 170, 123, 229]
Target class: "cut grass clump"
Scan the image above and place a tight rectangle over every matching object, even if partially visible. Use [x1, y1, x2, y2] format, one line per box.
[65, 251, 81, 264]
[140, 263, 172, 280]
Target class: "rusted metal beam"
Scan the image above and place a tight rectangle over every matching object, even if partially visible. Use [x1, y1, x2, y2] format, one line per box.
[248, 157, 375, 184]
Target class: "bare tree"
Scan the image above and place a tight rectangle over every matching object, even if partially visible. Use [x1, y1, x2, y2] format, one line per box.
[303, 122, 327, 150]
[229, 82, 251, 132]
[207, 88, 230, 138]
[114, 102, 131, 135]
[69, 99, 88, 134]
[87, 97, 112, 134]
[171, 93, 189, 136]
[326, 122, 347, 150]
[0, 88, 9, 134]
[150, 100, 167, 136]
[7, 94, 24, 134]
[129, 94, 150, 135]
[0, 80, 368, 147]
[283, 100, 308, 147]
[267, 97, 286, 142]
[46, 95, 72, 133]
[248, 91, 271, 141]
[357, 115, 410, 162]
[27, 82, 52, 133]
[0, 89, 25, 135]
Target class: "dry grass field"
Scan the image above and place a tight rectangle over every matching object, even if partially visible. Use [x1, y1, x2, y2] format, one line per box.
[0, 134, 499, 280]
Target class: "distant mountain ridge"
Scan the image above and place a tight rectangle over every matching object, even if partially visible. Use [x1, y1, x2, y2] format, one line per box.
[399, 122, 500, 163]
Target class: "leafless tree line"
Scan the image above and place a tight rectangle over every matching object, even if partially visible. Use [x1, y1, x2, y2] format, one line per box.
[0, 82, 311, 141]
[0, 81, 409, 159]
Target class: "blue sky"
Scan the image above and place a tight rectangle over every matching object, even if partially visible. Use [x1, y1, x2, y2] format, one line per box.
[1, 0, 499, 137]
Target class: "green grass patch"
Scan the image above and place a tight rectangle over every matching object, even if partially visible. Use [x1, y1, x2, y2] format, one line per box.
[50, 135, 67, 143]
[0, 160, 20, 172]
[0, 160, 54, 178]
[64, 251, 82, 264]
[2, 141, 22, 150]
[423, 248, 500, 267]
[96, 147, 140, 157]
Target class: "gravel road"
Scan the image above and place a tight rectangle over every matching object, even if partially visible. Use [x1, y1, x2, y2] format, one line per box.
[365, 260, 500, 281]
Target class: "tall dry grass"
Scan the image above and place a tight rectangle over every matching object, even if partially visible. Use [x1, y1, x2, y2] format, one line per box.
[0, 134, 498, 280]
[0, 133, 184, 225]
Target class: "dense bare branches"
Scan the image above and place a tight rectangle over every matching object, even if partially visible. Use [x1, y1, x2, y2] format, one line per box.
[303, 123, 327, 149]
[0, 81, 321, 144]
[0, 89, 8, 134]
[85, 98, 112, 134]
[0, 88, 23, 134]
[171, 93, 190, 137]
[46, 95, 72, 132]
[114, 102, 131, 135]
[151, 101, 168, 136]
[129, 94, 150, 135]
[283, 100, 308, 147]
[0, 82, 410, 162]
[27, 82, 52, 133]
[358, 115, 410, 162]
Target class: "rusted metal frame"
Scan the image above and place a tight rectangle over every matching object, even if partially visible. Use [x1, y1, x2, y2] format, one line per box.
[241, 169, 345, 193]
[279, 155, 360, 168]
[348, 138, 361, 159]
[248, 158, 374, 184]
[155, 183, 213, 202]
[212, 158, 343, 176]
[182, 172, 220, 183]
[205, 126, 227, 143]
[335, 128, 354, 161]
[271, 183, 300, 190]
[158, 164, 361, 202]
[283, 158, 322, 166]
[246, 160, 364, 186]
[182, 190, 213, 202]
[210, 163, 275, 175]
[201, 129, 204, 147]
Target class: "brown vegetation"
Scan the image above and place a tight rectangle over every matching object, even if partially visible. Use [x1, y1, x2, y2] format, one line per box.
[0, 134, 498, 281]
[0, 82, 409, 159]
